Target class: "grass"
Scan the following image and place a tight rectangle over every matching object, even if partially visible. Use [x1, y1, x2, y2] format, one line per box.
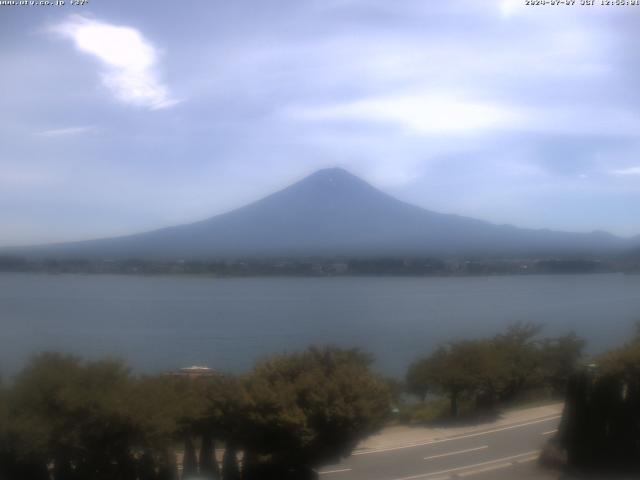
[395, 388, 563, 426]
[396, 398, 479, 425]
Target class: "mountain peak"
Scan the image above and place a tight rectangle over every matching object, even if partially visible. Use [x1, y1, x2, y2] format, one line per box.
[305, 167, 361, 183]
[295, 167, 376, 193]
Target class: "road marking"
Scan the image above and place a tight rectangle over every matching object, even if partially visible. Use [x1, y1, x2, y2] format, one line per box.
[423, 445, 488, 460]
[458, 453, 538, 477]
[389, 450, 540, 480]
[319, 468, 352, 475]
[542, 429, 557, 436]
[353, 415, 561, 456]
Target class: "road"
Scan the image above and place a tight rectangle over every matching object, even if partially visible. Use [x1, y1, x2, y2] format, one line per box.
[318, 412, 561, 480]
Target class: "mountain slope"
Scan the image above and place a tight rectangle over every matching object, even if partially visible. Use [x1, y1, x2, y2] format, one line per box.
[9, 168, 635, 259]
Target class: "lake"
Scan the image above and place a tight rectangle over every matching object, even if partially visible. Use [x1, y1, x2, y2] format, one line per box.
[1, 273, 639, 378]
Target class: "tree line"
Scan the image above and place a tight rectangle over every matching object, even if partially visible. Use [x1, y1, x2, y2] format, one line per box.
[405, 323, 585, 418]
[0, 347, 391, 480]
[4, 322, 634, 479]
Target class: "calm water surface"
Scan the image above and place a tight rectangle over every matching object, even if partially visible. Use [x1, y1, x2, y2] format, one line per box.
[1, 273, 639, 377]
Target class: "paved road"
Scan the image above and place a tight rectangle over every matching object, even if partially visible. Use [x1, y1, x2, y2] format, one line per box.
[318, 413, 561, 480]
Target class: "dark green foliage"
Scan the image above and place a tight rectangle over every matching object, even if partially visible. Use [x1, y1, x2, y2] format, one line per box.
[0, 347, 391, 480]
[539, 332, 586, 396]
[156, 449, 179, 480]
[137, 451, 157, 480]
[0, 354, 194, 480]
[198, 431, 218, 479]
[406, 324, 585, 418]
[241, 346, 391, 472]
[558, 332, 640, 473]
[182, 434, 198, 478]
[221, 444, 240, 480]
[407, 338, 507, 417]
[405, 361, 430, 401]
[491, 323, 543, 402]
[7, 353, 136, 480]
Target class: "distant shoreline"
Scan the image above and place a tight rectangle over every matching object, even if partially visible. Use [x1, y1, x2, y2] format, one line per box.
[2, 254, 640, 277]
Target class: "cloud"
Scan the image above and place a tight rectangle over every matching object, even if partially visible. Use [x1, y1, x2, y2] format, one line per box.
[53, 15, 178, 110]
[612, 166, 640, 176]
[289, 93, 519, 135]
[37, 126, 96, 137]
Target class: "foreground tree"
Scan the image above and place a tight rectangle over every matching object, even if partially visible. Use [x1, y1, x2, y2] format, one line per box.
[221, 444, 241, 480]
[126, 376, 184, 480]
[559, 330, 640, 473]
[539, 332, 585, 397]
[0, 345, 397, 480]
[6, 353, 136, 480]
[406, 360, 431, 401]
[186, 373, 247, 479]
[409, 340, 500, 417]
[406, 324, 584, 418]
[3, 355, 189, 480]
[240, 346, 391, 479]
[490, 323, 543, 402]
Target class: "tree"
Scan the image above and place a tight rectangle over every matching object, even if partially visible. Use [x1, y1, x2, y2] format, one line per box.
[406, 360, 430, 401]
[198, 430, 218, 479]
[3, 354, 198, 480]
[418, 340, 500, 417]
[599, 332, 640, 381]
[490, 323, 544, 402]
[7, 353, 137, 480]
[240, 346, 391, 478]
[559, 330, 640, 473]
[404, 324, 581, 418]
[157, 375, 212, 480]
[539, 332, 585, 396]
[221, 443, 240, 480]
[175, 373, 248, 479]
[182, 434, 198, 478]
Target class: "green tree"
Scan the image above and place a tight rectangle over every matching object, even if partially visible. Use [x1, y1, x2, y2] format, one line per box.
[221, 443, 240, 480]
[490, 323, 543, 402]
[404, 324, 579, 418]
[415, 340, 499, 417]
[406, 360, 430, 401]
[539, 332, 585, 396]
[559, 328, 640, 472]
[126, 375, 184, 480]
[240, 346, 391, 479]
[199, 375, 247, 479]
[599, 333, 640, 380]
[7, 353, 136, 480]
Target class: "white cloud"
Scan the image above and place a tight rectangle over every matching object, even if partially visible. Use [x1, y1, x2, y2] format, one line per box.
[612, 166, 640, 176]
[289, 93, 519, 135]
[289, 93, 640, 138]
[37, 126, 96, 137]
[53, 15, 178, 110]
[499, 0, 521, 18]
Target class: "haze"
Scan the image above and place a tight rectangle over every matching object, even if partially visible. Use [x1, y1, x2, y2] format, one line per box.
[2, 0, 640, 247]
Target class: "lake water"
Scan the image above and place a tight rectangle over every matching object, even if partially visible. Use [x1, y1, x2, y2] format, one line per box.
[1, 273, 639, 378]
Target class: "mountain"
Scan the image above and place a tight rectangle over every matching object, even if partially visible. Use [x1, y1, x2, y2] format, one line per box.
[7, 168, 637, 259]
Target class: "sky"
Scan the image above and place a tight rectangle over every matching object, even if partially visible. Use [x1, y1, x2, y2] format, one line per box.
[1, 0, 640, 247]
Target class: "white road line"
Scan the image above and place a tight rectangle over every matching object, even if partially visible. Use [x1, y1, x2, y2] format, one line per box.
[459, 454, 538, 477]
[542, 429, 557, 435]
[389, 450, 540, 480]
[319, 468, 352, 475]
[423, 445, 488, 461]
[353, 415, 561, 456]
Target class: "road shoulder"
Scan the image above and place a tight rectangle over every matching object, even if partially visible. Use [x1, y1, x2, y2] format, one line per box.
[355, 403, 563, 454]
